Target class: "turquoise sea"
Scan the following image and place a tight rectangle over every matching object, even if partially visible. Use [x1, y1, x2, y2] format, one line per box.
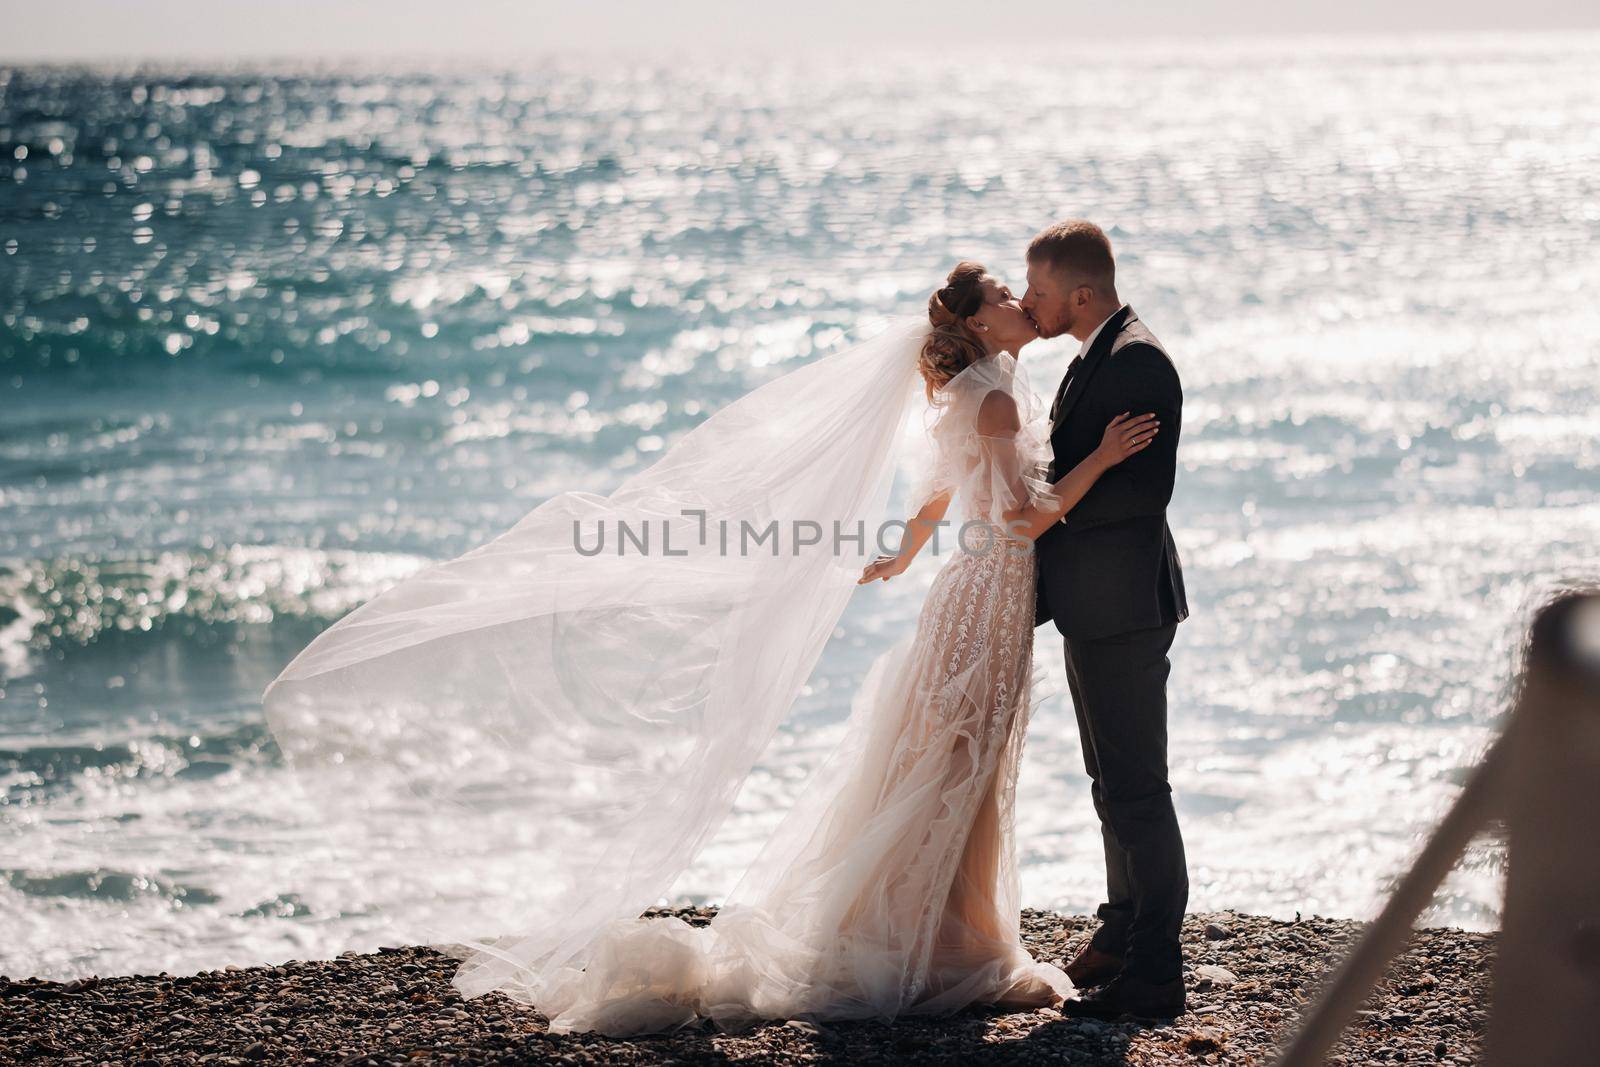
[2, 34, 1598, 980]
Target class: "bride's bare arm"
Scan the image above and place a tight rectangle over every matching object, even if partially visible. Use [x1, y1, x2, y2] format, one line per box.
[1002, 412, 1159, 542]
[858, 489, 953, 583]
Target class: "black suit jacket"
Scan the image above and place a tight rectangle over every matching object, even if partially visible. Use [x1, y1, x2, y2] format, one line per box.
[1034, 306, 1189, 640]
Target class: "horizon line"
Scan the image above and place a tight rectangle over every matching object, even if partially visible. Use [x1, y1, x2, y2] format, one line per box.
[5, 27, 1600, 69]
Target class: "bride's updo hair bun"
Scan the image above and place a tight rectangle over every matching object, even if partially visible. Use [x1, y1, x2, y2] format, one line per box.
[920, 260, 988, 401]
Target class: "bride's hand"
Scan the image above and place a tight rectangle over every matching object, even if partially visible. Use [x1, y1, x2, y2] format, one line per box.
[1094, 411, 1159, 469]
[858, 554, 908, 584]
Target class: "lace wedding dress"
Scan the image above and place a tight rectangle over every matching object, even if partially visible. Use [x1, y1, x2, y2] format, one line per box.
[526, 350, 1073, 1034]
[261, 321, 1071, 1038]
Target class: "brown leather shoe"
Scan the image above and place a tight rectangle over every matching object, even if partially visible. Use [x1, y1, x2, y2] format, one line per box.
[1064, 942, 1125, 989]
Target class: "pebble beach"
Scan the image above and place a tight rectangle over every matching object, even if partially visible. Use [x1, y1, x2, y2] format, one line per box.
[1, 909, 1492, 1065]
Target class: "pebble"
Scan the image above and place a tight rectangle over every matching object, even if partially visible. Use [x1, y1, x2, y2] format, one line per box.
[1, 910, 1491, 1065]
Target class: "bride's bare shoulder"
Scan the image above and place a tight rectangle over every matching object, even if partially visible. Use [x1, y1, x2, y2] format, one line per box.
[976, 387, 1021, 436]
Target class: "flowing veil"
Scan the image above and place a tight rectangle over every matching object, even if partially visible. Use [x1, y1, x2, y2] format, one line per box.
[261, 316, 933, 1007]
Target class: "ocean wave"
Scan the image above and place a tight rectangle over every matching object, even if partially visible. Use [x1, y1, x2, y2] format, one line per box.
[0, 547, 427, 673]
[1, 867, 220, 906]
[0, 719, 277, 805]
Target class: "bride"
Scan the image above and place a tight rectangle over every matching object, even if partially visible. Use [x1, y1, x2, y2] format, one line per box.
[262, 260, 1157, 1037]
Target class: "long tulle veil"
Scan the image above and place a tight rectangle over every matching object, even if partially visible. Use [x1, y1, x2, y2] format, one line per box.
[261, 316, 932, 1005]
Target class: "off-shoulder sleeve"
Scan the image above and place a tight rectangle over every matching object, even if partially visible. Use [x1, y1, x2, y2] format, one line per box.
[970, 402, 1059, 530]
[908, 353, 1060, 527]
[906, 409, 963, 510]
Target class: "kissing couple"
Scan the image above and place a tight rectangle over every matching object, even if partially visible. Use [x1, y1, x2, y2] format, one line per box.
[264, 219, 1191, 1036]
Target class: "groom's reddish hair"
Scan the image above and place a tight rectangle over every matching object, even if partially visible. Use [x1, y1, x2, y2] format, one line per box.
[1027, 219, 1115, 289]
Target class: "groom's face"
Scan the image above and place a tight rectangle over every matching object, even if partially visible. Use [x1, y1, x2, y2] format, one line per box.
[1020, 259, 1081, 341]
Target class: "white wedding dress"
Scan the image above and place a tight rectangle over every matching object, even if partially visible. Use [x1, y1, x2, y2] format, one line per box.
[261, 320, 1071, 1037]
[528, 350, 1072, 1034]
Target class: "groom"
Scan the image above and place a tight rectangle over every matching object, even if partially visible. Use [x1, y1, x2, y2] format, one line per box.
[1022, 220, 1190, 1019]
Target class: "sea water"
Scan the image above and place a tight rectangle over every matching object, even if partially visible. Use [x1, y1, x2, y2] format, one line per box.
[2, 35, 1598, 980]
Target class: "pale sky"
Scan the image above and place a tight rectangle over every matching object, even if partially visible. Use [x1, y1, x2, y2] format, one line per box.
[4, 0, 1599, 61]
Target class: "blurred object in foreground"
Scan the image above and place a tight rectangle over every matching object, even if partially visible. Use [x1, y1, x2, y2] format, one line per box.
[1277, 587, 1600, 1067]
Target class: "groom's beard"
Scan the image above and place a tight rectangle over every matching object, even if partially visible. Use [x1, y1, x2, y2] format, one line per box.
[1042, 312, 1077, 341]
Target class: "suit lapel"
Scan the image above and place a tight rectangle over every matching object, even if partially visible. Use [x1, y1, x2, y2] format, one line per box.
[1050, 305, 1134, 434]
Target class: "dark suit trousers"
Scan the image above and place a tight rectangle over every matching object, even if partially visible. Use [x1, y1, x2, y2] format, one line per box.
[1063, 620, 1187, 983]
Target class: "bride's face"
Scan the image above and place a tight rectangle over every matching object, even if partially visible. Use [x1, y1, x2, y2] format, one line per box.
[970, 275, 1039, 354]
